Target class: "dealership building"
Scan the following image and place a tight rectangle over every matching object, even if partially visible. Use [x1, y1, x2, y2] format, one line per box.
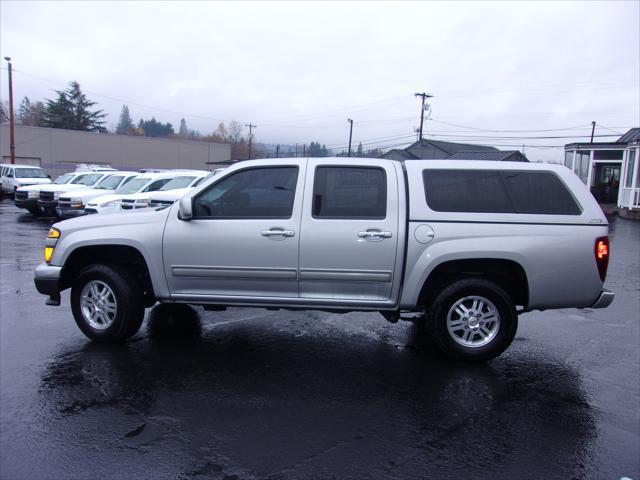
[0, 124, 231, 177]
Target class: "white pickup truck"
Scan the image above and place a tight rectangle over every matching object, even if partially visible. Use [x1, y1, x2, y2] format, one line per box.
[34, 158, 614, 361]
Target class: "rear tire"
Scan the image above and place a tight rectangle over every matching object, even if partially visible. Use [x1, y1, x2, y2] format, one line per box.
[71, 264, 145, 343]
[424, 278, 517, 362]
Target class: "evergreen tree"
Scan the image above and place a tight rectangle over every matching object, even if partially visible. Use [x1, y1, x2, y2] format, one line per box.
[179, 118, 189, 137]
[115, 105, 134, 135]
[356, 142, 363, 157]
[44, 81, 106, 132]
[138, 117, 174, 137]
[0, 102, 7, 123]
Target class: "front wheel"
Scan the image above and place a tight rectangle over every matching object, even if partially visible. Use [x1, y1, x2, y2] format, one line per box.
[71, 264, 145, 343]
[424, 278, 518, 362]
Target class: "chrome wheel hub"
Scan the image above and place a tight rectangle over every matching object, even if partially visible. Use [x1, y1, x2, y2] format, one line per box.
[446, 295, 500, 348]
[80, 280, 118, 330]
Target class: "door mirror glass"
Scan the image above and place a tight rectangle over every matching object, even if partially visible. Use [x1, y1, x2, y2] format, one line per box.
[178, 196, 192, 221]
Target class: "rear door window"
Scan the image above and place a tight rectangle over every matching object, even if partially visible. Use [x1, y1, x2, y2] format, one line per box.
[312, 166, 387, 219]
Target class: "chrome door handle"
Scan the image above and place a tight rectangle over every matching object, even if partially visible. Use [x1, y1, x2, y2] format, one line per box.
[358, 230, 392, 239]
[262, 229, 295, 237]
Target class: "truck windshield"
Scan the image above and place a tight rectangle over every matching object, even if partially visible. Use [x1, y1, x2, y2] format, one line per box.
[15, 168, 47, 178]
[115, 178, 148, 194]
[95, 175, 125, 190]
[76, 173, 104, 186]
[53, 173, 74, 184]
[159, 176, 197, 191]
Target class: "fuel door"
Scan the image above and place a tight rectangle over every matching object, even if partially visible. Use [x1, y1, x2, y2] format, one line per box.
[414, 224, 435, 244]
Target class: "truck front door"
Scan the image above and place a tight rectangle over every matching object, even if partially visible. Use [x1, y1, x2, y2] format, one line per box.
[163, 161, 305, 300]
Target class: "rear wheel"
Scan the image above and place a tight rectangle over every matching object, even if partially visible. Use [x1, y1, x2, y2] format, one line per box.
[424, 278, 517, 361]
[71, 264, 145, 343]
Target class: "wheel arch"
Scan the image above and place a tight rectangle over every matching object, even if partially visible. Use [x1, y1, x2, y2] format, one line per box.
[60, 244, 156, 303]
[417, 258, 530, 311]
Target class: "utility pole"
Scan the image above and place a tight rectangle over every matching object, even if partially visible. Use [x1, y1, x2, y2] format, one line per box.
[4, 57, 16, 164]
[347, 118, 354, 157]
[303, 144, 306, 157]
[590, 121, 596, 143]
[245, 123, 256, 159]
[414, 92, 433, 141]
[276, 144, 280, 158]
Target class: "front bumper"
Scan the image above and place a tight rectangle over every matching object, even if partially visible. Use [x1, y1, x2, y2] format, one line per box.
[37, 199, 59, 210]
[34, 263, 63, 305]
[15, 198, 38, 209]
[56, 206, 87, 218]
[590, 289, 615, 309]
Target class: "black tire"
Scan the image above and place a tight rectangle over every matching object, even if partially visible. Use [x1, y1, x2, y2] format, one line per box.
[424, 278, 517, 362]
[71, 264, 145, 343]
[27, 207, 43, 216]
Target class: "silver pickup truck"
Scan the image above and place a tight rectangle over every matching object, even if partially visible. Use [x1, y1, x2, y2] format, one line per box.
[34, 158, 614, 361]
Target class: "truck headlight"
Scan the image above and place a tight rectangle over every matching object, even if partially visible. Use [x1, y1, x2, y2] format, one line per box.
[100, 200, 121, 208]
[70, 198, 83, 208]
[28, 191, 40, 199]
[44, 227, 61, 263]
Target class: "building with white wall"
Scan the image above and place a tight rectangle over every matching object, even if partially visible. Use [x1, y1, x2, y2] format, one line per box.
[0, 124, 231, 177]
[564, 128, 639, 211]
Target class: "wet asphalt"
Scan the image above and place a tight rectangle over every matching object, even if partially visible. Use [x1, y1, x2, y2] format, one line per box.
[0, 198, 638, 480]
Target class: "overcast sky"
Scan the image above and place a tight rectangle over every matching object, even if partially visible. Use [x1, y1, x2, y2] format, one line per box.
[1, 0, 638, 161]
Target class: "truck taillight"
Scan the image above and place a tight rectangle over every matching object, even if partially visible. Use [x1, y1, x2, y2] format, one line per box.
[595, 236, 610, 282]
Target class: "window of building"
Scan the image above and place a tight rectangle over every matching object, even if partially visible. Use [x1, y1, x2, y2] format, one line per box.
[593, 150, 624, 161]
[193, 167, 298, 219]
[625, 150, 636, 188]
[312, 166, 386, 219]
[423, 169, 581, 215]
[573, 151, 590, 184]
[564, 151, 574, 169]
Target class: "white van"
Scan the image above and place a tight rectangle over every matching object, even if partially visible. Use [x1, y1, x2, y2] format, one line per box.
[0, 164, 51, 197]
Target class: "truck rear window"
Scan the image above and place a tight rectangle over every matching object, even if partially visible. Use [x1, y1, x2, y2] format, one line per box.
[422, 169, 581, 215]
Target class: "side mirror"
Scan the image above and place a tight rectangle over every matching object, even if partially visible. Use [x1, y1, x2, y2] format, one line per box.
[178, 196, 193, 221]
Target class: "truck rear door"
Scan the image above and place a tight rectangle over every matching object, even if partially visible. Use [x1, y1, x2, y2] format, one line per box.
[298, 159, 404, 306]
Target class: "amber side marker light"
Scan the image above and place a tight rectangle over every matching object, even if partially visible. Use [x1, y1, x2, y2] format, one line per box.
[595, 236, 610, 282]
[45, 228, 61, 263]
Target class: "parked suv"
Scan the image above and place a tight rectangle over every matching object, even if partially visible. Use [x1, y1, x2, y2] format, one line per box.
[85, 171, 207, 214]
[34, 158, 614, 361]
[56, 172, 139, 218]
[148, 169, 224, 208]
[37, 171, 118, 217]
[1, 164, 51, 197]
[15, 172, 78, 216]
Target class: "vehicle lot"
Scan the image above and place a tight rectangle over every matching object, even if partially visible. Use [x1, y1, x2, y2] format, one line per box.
[1, 198, 638, 479]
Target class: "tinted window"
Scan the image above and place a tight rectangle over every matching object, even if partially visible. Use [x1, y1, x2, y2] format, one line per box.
[423, 170, 514, 213]
[312, 166, 386, 219]
[501, 171, 581, 215]
[76, 173, 103, 186]
[423, 170, 581, 215]
[193, 167, 298, 219]
[143, 178, 172, 192]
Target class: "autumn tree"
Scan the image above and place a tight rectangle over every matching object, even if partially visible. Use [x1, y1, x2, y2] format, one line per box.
[44, 81, 106, 132]
[115, 105, 134, 134]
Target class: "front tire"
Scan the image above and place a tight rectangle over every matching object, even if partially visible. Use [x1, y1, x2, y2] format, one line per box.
[424, 278, 517, 362]
[71, 264, 145, 343]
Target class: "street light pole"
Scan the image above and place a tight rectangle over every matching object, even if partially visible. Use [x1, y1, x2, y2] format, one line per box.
[4, 57, 16, 164]
[347, 118, 353, 157]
